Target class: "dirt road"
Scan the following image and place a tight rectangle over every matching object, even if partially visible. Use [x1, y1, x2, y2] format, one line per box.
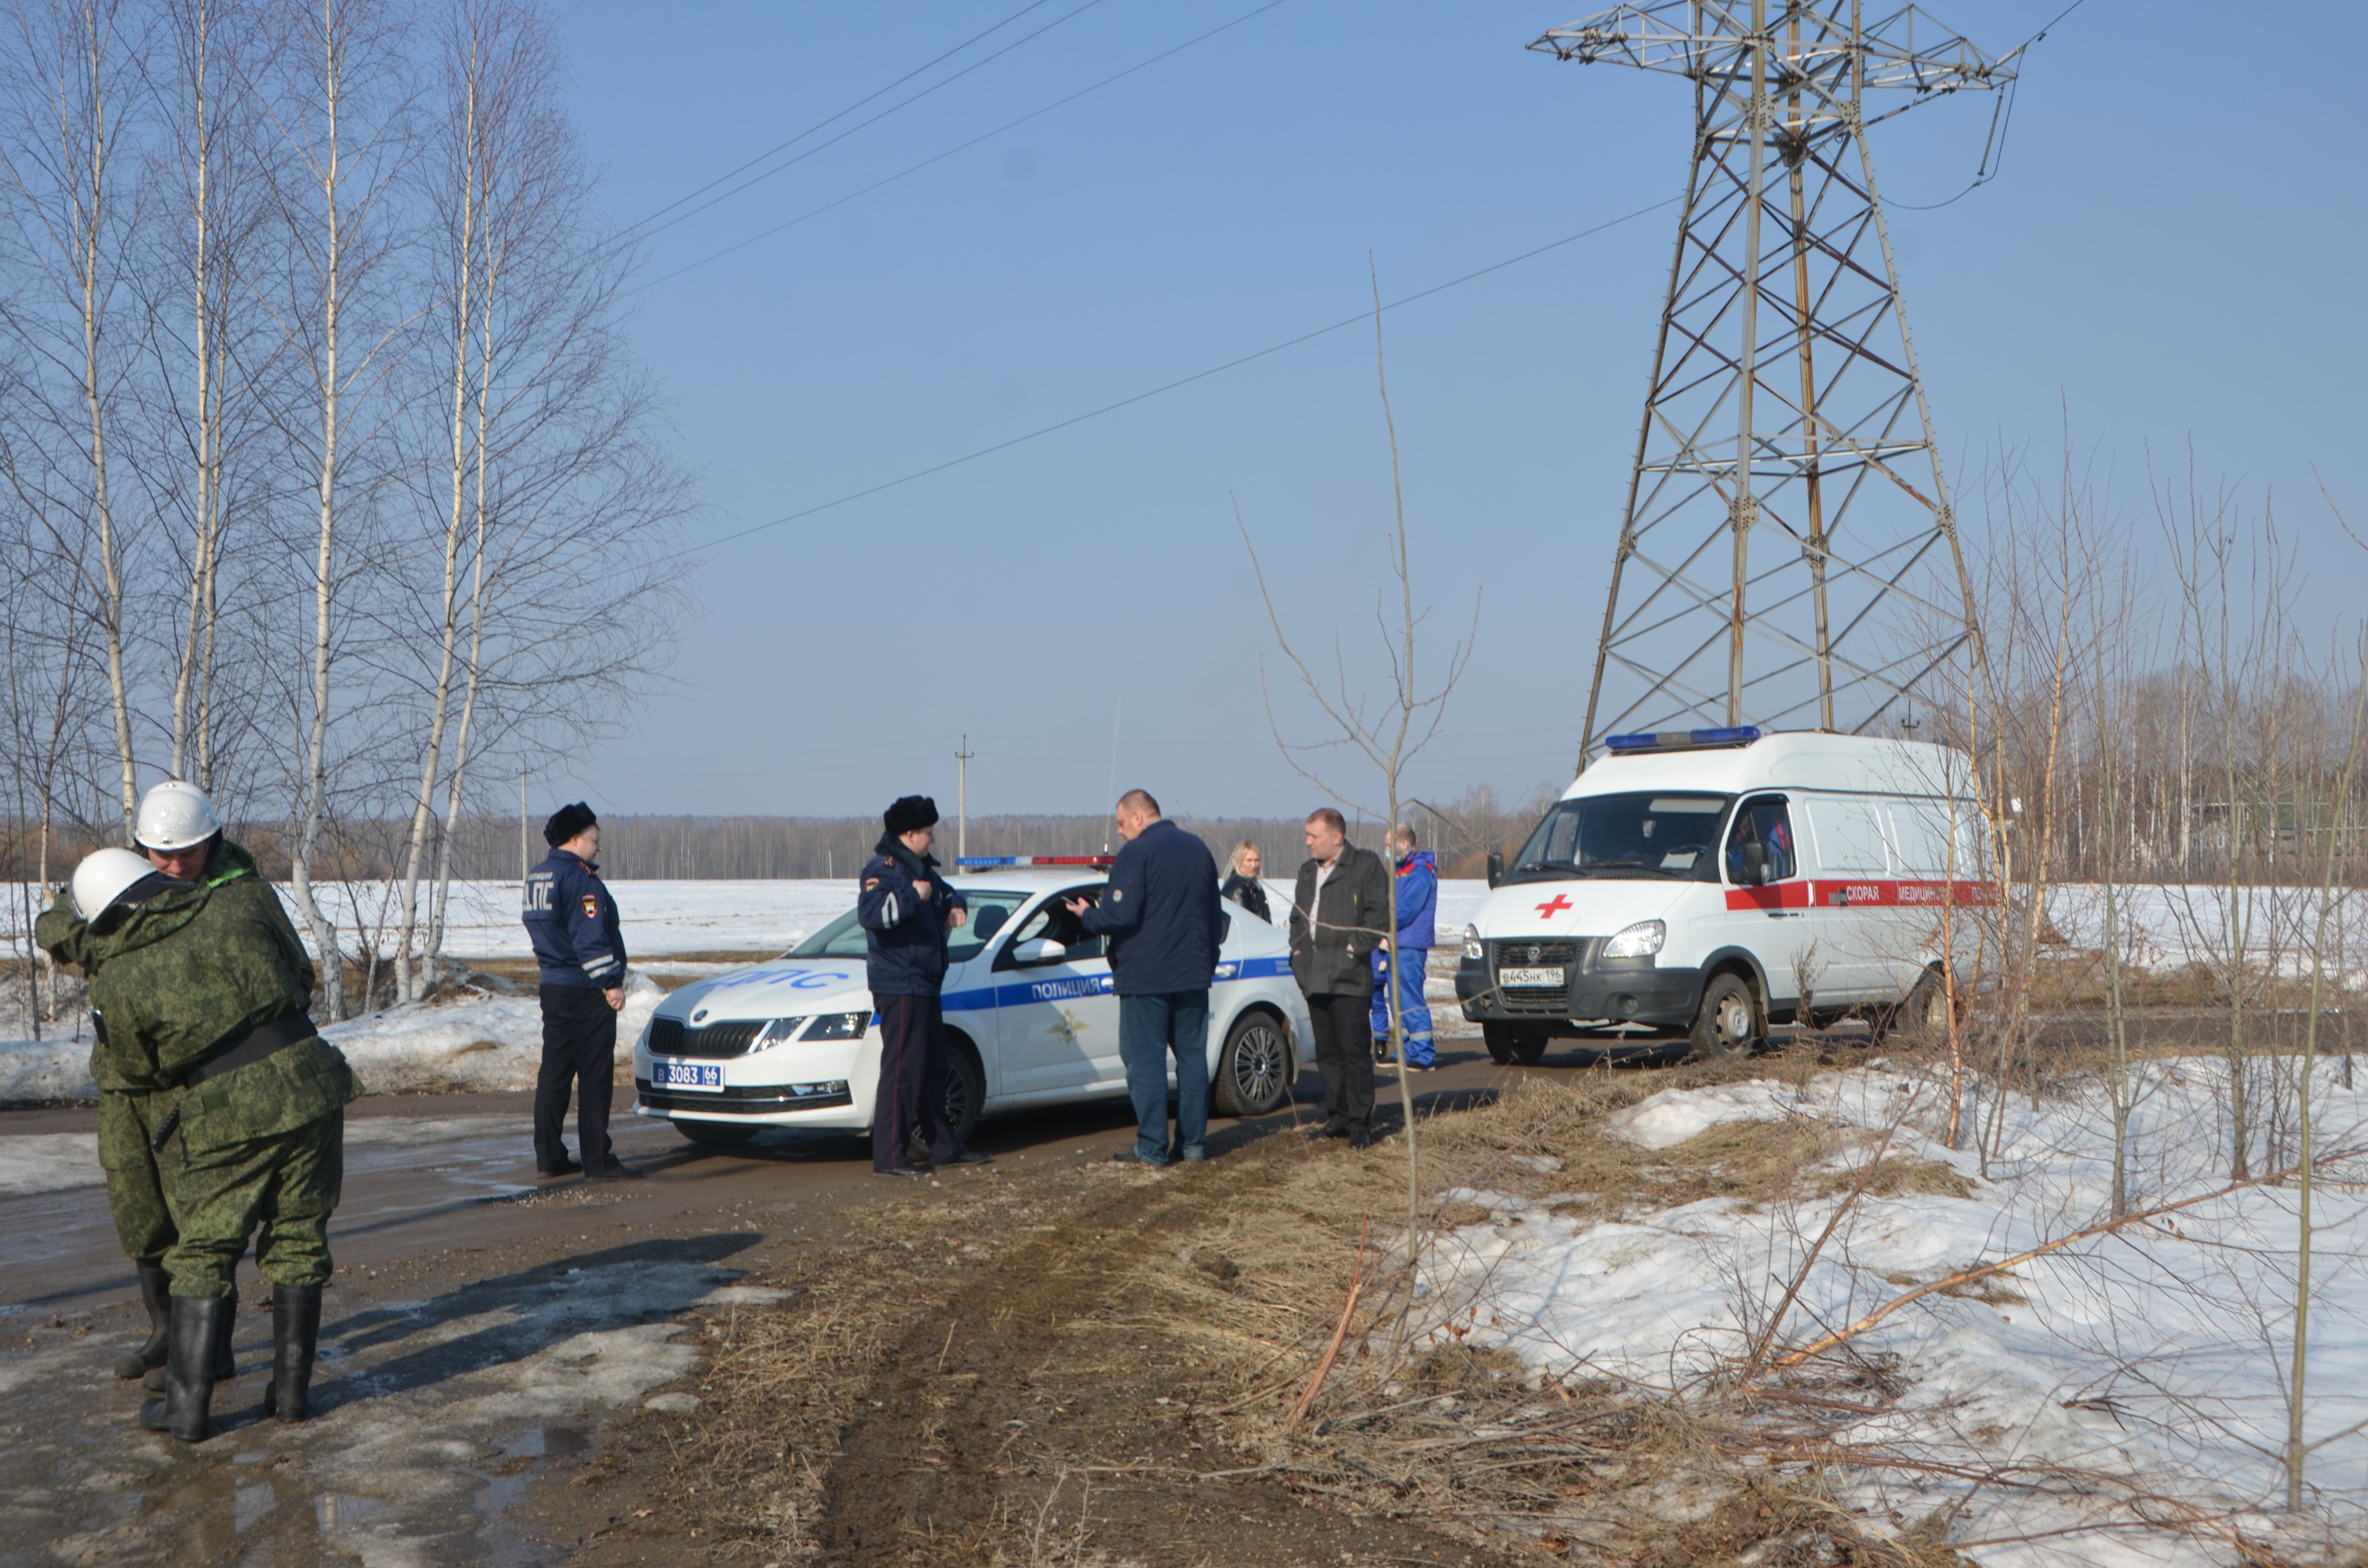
[0, 1032, 1538, 1567]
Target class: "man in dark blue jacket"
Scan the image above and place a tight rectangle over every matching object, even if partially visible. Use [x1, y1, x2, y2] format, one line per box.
[1371, 824, 1440, 1069]
[857, 795, 987, 1177]
[522, 803, 636, 1179]
[1066, 790, 1222, 1166]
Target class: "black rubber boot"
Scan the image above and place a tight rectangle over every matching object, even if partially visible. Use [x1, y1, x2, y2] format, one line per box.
[141, 1293, 234, 1392]
[138, 1295, 229, 1442]
[260, 1284, 323, 1422]
[113, 1262, 171, 1380]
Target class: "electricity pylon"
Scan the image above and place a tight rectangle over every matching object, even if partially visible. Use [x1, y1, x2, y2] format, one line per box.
[1531, 2, 2014, 760]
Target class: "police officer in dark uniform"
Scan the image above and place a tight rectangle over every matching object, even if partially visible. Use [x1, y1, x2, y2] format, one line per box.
[857, 796, 990, 1178]
[523, 803, 637, 1179]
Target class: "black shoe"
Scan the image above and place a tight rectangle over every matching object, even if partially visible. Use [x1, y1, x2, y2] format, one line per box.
[115, 1262, 172, 1380]
[940, 1149, 992, 1167]
[538, 1159, 581, 1178]
[874, 1165, 930, 1180]
[1349, 1129, 1379, 1150]
[139, 1295, 229, 1442]
[1303, 1124, 1349, 1143]
[1110, 1149, 1169, 1169]
[585, 1158, 641, 1181]
[259, 1284, 322, 1422]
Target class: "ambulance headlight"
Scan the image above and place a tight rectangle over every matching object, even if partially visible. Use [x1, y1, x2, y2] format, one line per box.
[802, 1011, 871, 1041]
[1602, 919, 1665, 960]
[752, 1017, 809, 1051]
[1463, 924, 1482, 961]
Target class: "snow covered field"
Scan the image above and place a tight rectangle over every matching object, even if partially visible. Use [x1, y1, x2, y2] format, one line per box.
[0, 878, 1488, 1102]
[1421, 1060, 2368, 1564]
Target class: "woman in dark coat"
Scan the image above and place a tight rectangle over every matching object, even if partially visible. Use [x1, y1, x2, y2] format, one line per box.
[1219, 841, 1271, 922]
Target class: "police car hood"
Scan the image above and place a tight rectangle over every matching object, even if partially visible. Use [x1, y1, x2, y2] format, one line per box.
[657, 959, 871, 1024]
[1476, 878, 1691, 940]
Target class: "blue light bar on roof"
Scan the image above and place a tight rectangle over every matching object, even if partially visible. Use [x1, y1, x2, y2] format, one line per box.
[1603, 726, 1763, 754]
[955, 854, 1116, 870]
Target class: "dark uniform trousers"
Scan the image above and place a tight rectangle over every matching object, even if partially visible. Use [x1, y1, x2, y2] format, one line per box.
[873, 993, 958, 1172]
[535, 984, 617, 1171]
[1307, 992, 1377, 1134]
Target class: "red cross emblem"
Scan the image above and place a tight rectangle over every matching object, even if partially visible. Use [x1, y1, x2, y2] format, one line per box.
[1534, 894, 1573, 919]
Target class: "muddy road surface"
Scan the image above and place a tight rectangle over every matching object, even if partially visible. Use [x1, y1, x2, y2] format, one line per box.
[0, 1032, 1545, 1567]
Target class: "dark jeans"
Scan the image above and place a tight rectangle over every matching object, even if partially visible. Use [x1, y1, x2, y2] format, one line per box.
[874, 993, 961, 1172]
[535, 984, 617, 1171]
[1306, 991, 1375, 1133]
[1118, 991, 1210, 1164]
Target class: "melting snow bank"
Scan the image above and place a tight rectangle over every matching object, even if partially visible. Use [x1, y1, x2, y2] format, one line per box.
[1420, 1060, 2368, 1566]
[319, 973, 666, 1094]
[0, 974, 666, 1103]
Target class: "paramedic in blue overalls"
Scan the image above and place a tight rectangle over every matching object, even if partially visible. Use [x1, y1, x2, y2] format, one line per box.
[523, 803, 638, 1180]
[857, 796, 991, 1178]
[1371, 823, 1439, 1069]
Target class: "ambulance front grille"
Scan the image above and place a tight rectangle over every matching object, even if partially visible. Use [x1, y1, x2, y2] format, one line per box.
[1489, 939, 1581, 1015]
[647, 1017, 766, 1058]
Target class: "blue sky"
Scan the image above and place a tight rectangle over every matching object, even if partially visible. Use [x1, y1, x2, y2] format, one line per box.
[544, 0, 2367, 821]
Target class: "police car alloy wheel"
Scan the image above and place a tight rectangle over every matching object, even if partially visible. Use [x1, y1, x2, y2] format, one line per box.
[1212, 1012, 1291, 1117]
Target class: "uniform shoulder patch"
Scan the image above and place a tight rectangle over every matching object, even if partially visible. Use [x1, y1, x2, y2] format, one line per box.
[580, 894, 600, 919]
[863, 878, 880, 889]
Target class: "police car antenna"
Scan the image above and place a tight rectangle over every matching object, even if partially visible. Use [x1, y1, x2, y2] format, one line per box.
[1535, 2, 2000, 765]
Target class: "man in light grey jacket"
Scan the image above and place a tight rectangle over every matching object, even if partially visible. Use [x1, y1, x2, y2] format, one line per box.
[1288, 808, 1391, 1148]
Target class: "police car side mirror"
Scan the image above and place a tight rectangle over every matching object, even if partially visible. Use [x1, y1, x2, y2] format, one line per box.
[1485, 850, 1504, 889]
[1012, 937, 1066, 964]
[1738, 842, 1770, 886]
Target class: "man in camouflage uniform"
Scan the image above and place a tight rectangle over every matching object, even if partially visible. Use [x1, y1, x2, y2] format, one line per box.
[42, 824, 357, 1442]
[36, 781, 269, 1391]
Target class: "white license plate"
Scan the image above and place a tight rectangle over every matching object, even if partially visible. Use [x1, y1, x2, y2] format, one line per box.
[1499, 966, 1566, 988]
[653, 1061, 724, 1091]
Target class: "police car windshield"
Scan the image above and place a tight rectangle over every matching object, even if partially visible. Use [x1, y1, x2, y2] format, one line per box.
[1507, 793, 1731, 884]
[783, 891, 1033, 965]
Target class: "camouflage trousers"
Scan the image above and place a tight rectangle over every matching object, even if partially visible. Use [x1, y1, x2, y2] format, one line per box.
[162, 1106, 344, 1298]
[95, 1090, 176, 1267]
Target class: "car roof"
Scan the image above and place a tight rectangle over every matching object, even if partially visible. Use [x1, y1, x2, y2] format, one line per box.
[945, 869, 1108, 895]
[1566, 732, 1972, 799]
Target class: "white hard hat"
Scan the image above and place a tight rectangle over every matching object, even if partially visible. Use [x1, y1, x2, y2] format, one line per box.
[70, 847, 167, 922]
[135, 779, 222, 853]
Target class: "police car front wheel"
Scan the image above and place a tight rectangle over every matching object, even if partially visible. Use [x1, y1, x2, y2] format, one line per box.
[1212, 1010, 1293, 1118]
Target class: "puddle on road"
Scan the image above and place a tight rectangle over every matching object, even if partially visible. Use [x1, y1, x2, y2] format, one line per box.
[0, 1240, 760, 1566]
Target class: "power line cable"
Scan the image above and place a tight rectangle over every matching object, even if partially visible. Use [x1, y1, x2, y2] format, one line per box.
[635, 0, 1292, 294]
[617, 0, 1060, 239]
[686, 195, 1680, 557]
[1890, 0, 2091, 211]
[627, 0, 1111, 246]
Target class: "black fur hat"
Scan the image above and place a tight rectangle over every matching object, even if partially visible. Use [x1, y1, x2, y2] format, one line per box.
[883, 795, 939, 835]
[543, 801, 599, 847]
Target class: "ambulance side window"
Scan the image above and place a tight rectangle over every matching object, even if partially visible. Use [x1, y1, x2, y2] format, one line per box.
[1724, 796, 1798, 884]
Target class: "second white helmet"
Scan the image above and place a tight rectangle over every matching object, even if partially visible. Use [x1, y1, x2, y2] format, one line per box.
[135, 779, 222, 853]
[70, 847, 169, 922]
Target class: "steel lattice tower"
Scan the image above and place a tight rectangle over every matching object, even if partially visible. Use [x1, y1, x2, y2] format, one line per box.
[1531, 2, 2014, 759]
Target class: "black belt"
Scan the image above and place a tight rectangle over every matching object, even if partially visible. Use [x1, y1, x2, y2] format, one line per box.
[183, 1013, 320, 1089]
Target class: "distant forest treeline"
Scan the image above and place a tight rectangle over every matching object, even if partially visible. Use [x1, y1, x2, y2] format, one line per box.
[3, 798, 1547, 885]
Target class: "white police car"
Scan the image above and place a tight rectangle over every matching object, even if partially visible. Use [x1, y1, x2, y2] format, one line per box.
[631, 860, 1310, 1149]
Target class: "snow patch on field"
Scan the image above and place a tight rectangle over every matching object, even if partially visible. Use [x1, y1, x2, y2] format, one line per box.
[1424, 1061, 2368, 1564]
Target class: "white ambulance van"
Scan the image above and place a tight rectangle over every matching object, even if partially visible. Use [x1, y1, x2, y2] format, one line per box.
[1452, 728, 1988, 1063]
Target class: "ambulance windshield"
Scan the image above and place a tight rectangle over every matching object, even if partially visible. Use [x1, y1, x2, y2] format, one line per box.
[1506, 793, 1732, 884]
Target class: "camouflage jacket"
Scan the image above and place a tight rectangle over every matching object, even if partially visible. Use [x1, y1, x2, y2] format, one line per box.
[34, 842, 335, 1111]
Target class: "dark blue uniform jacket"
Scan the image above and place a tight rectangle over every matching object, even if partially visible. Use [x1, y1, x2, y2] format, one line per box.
[857, 836, 968, 996]
[1078, 818, 1222, 997]
[523, 848, 626, 989]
